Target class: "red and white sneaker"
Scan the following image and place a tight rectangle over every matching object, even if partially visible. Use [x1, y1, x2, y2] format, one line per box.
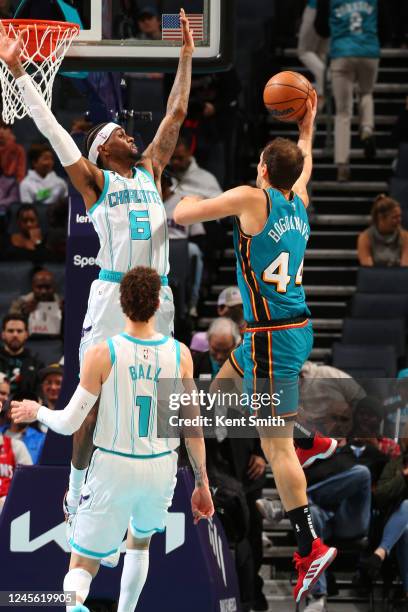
[296, 435, 338, 468]
[293, 538, 337, 602]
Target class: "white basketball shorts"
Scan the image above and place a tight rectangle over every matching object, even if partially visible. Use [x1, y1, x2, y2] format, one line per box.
[69, 448, 178, 559]
[79, 278, 174, 366]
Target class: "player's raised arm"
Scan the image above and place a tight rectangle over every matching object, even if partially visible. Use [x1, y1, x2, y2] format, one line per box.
[141, 9, 194, 186]
[174, 185, 258, 225]
[0, 26, 104, 208]
[10, 343, 111, 435]
[179, 343, 214, 524]
[292, 90, 318, 208]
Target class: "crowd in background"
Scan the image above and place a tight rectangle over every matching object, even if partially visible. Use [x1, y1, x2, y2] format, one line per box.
[0, 1, 407, 611]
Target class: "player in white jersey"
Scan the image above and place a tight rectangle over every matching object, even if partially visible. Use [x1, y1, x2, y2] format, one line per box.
[0, 10, 195, 538]
[11, 267, 214, 612]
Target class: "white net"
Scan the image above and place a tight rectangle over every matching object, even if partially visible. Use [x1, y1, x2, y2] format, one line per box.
[0, 21, 79, 124]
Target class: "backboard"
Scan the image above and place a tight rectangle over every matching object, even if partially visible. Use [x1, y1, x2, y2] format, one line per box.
[14, 0, 235, 72]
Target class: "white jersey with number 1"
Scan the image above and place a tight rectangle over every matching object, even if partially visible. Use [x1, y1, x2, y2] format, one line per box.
[79, 167, 174, 365]
[70, 331, 182, 559]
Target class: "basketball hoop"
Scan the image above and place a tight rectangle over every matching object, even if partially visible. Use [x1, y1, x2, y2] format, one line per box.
[0, 19, 80, 123]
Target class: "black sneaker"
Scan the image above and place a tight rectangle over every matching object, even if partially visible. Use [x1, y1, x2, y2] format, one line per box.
[360, 553, 383, 580]
[362, 134, 376, 160]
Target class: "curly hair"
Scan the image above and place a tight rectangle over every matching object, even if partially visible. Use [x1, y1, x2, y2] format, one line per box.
[120, 267, 161, 322]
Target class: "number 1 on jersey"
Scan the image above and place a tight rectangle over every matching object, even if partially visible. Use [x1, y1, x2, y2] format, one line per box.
[135, 395, 152, 437]
[262, 252, 304, 293]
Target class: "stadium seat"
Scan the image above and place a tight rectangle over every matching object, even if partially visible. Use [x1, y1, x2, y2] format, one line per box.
[356, 267, 408, 294]
[0, 261, 33, 293]
[351, 293, 408, 320]
[342, 318, 406, 359]
[0, 291, 21, 322]
[332, 343, 397, 379]
[26, 338, 63, 366]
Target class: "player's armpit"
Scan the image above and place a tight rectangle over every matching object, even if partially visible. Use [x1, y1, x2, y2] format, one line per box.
[64, 157, 105, 210]
[174, 186, 256, 225]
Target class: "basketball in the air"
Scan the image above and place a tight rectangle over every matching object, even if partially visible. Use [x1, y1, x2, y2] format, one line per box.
[263, 71, 313, 122]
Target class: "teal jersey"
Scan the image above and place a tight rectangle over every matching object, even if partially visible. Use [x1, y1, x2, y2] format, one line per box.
[330, 0, 380, 59]
[233, 189, 311, 323]
[308, 0, 317, 8]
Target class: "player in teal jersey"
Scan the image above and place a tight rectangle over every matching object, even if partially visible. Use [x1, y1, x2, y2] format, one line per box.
[174, 92, 338, 602]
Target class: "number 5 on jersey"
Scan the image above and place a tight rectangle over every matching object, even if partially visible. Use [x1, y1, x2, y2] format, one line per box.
[262, 252, 304, 293]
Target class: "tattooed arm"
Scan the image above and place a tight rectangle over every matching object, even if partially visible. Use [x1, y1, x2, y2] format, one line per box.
[141, 9, 194, 188]
[179, 344, 214, 523]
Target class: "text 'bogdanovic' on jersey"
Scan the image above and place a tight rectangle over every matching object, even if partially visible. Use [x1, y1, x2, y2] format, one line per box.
[87, 166, 169, 275]
[94, 333, 182, 456]
[233, 188, 311, 323]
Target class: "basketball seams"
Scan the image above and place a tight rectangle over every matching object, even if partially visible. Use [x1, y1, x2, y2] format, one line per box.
[263, 70, 312, 122]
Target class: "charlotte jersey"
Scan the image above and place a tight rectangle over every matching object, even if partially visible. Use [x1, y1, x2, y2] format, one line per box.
[233, 188, 311, 323]
[88, 166, 169, 275]
[94, 333, 181, 456]
[330, 0, 379, 59]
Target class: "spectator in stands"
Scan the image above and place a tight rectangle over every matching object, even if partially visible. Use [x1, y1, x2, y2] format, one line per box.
[0, 373, 10, 427]
[0, 166, 19, 215]
[193, 317, 241, 380]
[20, 144, 68, 205]
[217, 286, 246, 335]
[361, 422, 408, 600]
[298, 361, 366, 439]
[6, 204, 49, 263]
[135, 6, 161, 40]
[0, 121, 26, 183]
[0, 404, 32, 513]
[113, 0, 138, 39]
[352, 396, 401, 460]
[9, 268, 63, 337]
[1, 391, 45, 464]
[304, 445, 372, 610]
[0, 315, 43, 397]
[162, 172, 205, 318]
[357, 195, 408, 267]
[37, 363, 63, 433]
[45, 197, 68, 262]
[297, 0, 328, 106]
[179, 69, 241, 187]
[317, 0, 380, 181]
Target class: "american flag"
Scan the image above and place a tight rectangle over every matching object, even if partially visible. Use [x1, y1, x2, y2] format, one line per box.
[162, 14, 204, 41]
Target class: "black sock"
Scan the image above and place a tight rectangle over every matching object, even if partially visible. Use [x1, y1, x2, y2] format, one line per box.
[287, 505, 318, 556]
[293, 422, 315, 450]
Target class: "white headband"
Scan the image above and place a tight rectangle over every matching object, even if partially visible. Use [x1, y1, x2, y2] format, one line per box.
[88, 122, 119, 164]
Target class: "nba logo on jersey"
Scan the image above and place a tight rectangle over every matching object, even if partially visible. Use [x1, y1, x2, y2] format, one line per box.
[143, 348, 149, 360]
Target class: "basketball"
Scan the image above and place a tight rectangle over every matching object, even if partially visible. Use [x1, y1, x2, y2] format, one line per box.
[263, 71, 313, 122]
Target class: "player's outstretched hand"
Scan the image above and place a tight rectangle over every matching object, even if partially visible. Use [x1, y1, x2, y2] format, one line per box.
[0, 25, 22, 67]
[298, 88, 318, 135]
[10, 399, 40, 424]
[180, 8, 195, 54]
[191, 485, 214, 525]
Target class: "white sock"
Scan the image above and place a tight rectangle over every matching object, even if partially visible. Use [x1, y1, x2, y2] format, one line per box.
[117, 549, 149, 612]
[66, 463, 88, 509]
[63, 567, 92, 611]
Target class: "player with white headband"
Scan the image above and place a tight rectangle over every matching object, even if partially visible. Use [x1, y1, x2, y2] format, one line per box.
[0, 9, 195, 566]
